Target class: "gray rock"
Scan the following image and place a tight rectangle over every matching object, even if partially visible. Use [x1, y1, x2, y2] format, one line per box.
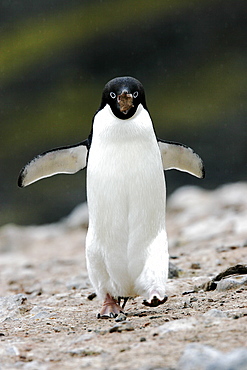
[109, 321, 134, 333]
[216, 276, 247, 291]
[115, 313, 127, 322]
[203, 309, 228, 318]
[66, 346, 103, 357]
[0, 294, 28, 322]
[208, 348, 247, 370]
[155, 318, 197, 336]
[72, 333, 95, 343]
[168, 261, 181, 278]
[29, 306, 56, 320]
[178, 343, 247, 370]
[30, 311, 55, 320]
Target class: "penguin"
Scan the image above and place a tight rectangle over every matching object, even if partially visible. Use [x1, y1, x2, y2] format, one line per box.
[18, 76, 205, 318]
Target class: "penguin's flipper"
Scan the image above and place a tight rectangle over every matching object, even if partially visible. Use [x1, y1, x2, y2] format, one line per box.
[18, 140, 89, 188]
[158, 139, 205, 179]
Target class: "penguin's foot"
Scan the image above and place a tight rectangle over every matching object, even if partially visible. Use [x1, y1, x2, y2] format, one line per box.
[97, 293, 123, 319]
[142, 291, 168, 307]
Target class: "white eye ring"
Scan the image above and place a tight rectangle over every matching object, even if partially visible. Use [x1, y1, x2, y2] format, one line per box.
[110, 92, 116, 99]
[133, 91, 138, 98]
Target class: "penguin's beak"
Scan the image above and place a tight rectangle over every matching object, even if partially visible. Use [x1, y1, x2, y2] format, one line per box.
[117, 91, 134, 114]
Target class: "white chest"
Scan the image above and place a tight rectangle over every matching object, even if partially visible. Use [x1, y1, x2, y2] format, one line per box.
[87, 104, 163, 177]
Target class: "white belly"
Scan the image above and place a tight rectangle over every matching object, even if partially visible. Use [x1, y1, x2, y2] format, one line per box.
[86, 105, 168, 299]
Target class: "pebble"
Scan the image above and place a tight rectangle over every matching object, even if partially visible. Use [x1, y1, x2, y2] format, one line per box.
[109, 321, 134, 333]
[191, 262, 201, 269]
[168, 261, 181, 278]
[115, 313, 127, 322]
[67, 346, 102, 357]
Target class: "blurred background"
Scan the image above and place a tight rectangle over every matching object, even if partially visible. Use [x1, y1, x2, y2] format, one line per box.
[1, 0, 246, 226]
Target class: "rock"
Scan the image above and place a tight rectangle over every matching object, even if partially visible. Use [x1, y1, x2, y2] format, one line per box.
[216, 276, 247, 291]
[109, 321, 134, 333]
[155, 318, 197, 336]
[67, 346, 103, 357]
[168, 261, 181, 278]
[178, 343, 247, 370]
[30, 311, 56, 320]
[191, 262, 201, 269]
[87, 292, 97, 300]
[203, 309, 228, 318]
[72, 333, 95, 343]
[195, 264, 247, 292]
[208, 348, 247, 370]
[29, 306, 56, 320]
[115, 313, 127, 322]
[0, 294, 29, 322]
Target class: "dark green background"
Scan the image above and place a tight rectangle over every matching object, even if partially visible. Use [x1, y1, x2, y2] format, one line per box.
[1, 0, 246, 225]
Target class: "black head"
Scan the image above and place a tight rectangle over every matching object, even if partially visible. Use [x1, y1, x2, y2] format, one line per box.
[99, 76, 147, 120]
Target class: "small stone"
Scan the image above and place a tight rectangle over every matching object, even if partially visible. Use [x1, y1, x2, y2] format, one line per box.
[115, 313, 127, 322]
[182, 290, 195, 295]
[190, 297, 198, 302]
[87, 293, 97, 301]
[140, 337, 146, 342]
[109, 322, 134, 333]
[168, 261, 181, 278]
[68, 347, 101, 357]
[190, 262, 201, 269]
[183, 301, 192, 309]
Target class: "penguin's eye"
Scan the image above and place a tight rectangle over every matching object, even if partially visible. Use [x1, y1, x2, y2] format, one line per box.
[133, 91, 138, 98]
[110, 92, 116, 99]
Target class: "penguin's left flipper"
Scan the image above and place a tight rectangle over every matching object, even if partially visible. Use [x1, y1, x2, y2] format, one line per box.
[158, 139, 205, 179]
[18, 140, 89, 188]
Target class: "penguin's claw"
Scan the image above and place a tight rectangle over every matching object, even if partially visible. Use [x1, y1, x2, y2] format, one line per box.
[118, 296, 129, 309]
[97, 312, 119, 319]
[97, 293, 123, 319]
[142, 294, 168, 307]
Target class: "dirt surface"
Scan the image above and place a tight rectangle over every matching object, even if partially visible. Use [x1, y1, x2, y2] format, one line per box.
[0, 183, 247, 369]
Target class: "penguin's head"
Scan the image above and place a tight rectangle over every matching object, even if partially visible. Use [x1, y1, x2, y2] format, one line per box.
[100, 76, 147, 120]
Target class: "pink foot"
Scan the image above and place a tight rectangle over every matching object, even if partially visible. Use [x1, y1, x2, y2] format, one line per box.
[142, 291, 168, 307]
[97, 293, 123, 319]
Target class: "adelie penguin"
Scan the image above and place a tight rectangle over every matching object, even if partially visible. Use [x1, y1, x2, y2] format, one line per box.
[18, 76, 205, 318]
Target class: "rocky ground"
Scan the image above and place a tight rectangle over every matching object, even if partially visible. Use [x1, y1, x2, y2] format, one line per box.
[0, 182, 247, 370]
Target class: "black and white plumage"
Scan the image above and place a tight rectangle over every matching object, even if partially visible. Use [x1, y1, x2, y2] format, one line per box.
[18, 76, 205, 318]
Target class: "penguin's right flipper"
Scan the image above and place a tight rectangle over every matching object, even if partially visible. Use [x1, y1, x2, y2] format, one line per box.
[18, 140, 89, 188]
